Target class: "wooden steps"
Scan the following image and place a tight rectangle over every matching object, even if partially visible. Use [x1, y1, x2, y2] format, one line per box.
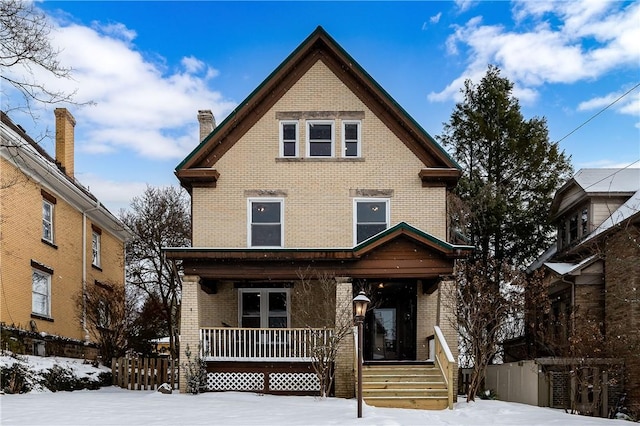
[361, 363, 449, 410]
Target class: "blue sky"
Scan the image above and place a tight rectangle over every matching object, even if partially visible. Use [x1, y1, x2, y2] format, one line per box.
[3, 1, 639, 212]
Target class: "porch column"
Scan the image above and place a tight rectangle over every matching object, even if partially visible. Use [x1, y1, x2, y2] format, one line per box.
[333, 276, 354, 398]
[438, 278, 459, 402]
[179, 274, 201, 393]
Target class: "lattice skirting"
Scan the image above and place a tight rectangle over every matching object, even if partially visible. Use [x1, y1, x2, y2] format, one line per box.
[204, 361, 331, 395]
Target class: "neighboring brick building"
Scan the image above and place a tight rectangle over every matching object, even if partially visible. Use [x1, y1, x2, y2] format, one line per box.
[165, 27, 471, 409]
[1, 109, 129, 359]
[521, 168, 640, 415]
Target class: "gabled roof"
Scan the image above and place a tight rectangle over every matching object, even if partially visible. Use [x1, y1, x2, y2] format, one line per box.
[544, 254, 599, 276]
[551, 168, 640, 217]
[175, 26, 460, 190]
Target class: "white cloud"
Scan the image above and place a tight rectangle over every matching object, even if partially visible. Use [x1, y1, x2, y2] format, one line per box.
[455, 0, 476, 13]
[430, 1, 640, 107]
[77, 173, 149, 213]
[10, 15, 237, 161]
[578, 87, 640, 117]
[430, 12, 442, 24]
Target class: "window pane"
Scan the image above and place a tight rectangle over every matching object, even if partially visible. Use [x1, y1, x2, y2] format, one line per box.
[268, 317, 287, 328]
[252, 202, 280, 223]
[309, 142, 332, 156]
[357, 202, 386, 222]
[269, 292, 287, 315]
[357, 224, 387, 243]
[242, 317, 261, 328]
[344, 123, 358, 140]
[345, 141, 358, 157]
[242, 292, 261, 316]
[569, 214, 578, 242]
[283, 141, 296, 157]
[309, 123, 331, 140]
[282, 123, 296, 141]
[252, 224, 281, 246]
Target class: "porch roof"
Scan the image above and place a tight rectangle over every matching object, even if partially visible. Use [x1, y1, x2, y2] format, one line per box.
[164, 222, 472, 280]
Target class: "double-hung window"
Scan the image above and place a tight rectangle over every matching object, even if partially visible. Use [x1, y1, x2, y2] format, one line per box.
[92, 230, 101, 268]
[32, 269, 51, 317]
[248, 198, 283, 247]
[354, 198, 390, 244]
[280, 121, 298, 157]
[307, 121, 334, 157]
[342, 120, 361, 157]
[42, 200, 54, 243]
[239, 288, 290, 328]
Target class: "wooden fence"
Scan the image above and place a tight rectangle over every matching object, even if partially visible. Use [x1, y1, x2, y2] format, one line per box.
[111, 357, 179, 390]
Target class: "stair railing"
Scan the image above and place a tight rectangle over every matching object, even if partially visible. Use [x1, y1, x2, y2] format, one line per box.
[434, 325, 455, 409]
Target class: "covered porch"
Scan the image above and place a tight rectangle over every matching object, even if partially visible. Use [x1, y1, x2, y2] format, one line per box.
[165, 223, 470, 406]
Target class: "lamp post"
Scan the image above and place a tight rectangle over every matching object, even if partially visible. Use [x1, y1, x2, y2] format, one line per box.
[353, 291, 370, 418]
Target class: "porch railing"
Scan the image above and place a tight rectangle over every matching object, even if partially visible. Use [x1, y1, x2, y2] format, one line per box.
[434, 325, 455, 409]
[200, 327, 333, 361]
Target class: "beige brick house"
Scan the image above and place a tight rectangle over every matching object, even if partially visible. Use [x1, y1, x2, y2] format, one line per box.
[521, 168, 640, 415]
[166, 27, 471, 409]
[1, 109, 129, 358]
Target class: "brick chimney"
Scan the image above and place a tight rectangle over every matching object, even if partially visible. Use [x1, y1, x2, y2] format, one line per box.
[198, 110, 215, 142]
[54, 108, 76, 178]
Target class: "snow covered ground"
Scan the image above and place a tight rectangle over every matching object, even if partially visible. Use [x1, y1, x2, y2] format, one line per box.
[0, 354, 633, 425]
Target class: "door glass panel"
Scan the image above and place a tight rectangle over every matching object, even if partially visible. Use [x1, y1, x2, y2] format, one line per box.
[241, 292, 260, 328]
[268, 291, 287, 328]
[372, 308, 396, 360]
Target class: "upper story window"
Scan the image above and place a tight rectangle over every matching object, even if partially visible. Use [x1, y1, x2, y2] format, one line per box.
[42, 200, 54, 243]
[558, 205, 590, 249]
[279, 121, 298, 157]
[307, 121, 334, 157]
[248, 198, 283, 248]
[239, 288, 290, 328]
[92, 230, 101, 268]
[342, 121, 361, 157]
[32, 269, 51, 317]
[354, 198, 390, 245]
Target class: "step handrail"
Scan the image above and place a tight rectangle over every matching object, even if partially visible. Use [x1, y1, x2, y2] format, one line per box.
[433, 326, 455, 409]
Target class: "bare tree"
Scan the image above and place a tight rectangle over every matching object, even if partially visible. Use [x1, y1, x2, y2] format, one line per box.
[75, 281, 137, 364]
[0, 0, 86, 115]
[448, 258, 525, 401]
[119, 185, 191, 359]
[293, 268, 354, 398]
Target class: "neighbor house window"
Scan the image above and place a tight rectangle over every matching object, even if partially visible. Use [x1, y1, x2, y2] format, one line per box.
[239, 288, 290, 328]
[342, 120, 361, 157]
[32, 269, 51, 317]
[248, 198, 283, 247]
[42, 200, 54, 243]
[354, 198, 390, 244]
[92, 230, 101, 267]
[307, 121, 334, 157]
[280, 121, 298, 157]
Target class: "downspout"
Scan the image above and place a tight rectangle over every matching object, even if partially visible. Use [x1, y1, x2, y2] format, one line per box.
[82, 201, 101, 342]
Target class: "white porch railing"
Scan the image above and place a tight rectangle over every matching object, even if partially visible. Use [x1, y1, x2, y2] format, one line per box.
[200, 327, 333, 361]
[434, 325, 455, 410]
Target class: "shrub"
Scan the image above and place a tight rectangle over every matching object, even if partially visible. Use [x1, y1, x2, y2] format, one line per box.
[1, 362, 32, 394]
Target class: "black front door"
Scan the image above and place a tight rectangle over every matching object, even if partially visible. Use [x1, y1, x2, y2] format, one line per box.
[363, 282, 416, 361]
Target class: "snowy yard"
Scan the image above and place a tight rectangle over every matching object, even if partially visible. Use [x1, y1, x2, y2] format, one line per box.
[1, 386, 634, 426]
[0, 355, 633, 425]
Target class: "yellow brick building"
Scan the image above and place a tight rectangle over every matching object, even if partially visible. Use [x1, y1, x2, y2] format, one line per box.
[166, 27, 471, 408]
[1, 109, 129, 358]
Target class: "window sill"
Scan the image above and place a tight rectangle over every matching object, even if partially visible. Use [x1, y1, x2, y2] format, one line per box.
[91, 264, 103, 272]
[31, 313, 54, 322]
[41, 239, 58, 249]
[276, 157, 364, 162]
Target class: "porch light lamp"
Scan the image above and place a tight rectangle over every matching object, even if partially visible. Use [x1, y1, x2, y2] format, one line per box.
[353, 291, 370, 418]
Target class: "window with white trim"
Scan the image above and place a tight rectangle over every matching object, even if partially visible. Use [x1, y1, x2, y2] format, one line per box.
[42, 200, 54, 243]
[92, 231, 101, 267]
[32, 269, 51, 317]
[248, 198, 283, 247]
[239, 288, 290, 328]
[279, 121, 298, 157]
[342, 120, 361, 157]
[354, 198, 390, 244]
[307, 121, 334, 157]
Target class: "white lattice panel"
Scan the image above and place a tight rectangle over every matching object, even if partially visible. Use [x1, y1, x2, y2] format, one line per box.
[205, 372, 264, 391]
[269, 372, 320, 391]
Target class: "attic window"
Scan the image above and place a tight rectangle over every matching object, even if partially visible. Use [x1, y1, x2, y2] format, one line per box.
[307, 121, 334, 157]
[279, 121, 298, 157]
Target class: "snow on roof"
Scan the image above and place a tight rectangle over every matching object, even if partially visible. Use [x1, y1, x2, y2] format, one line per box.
[544, 254, 599, 276]
[579, 188, 640, 245]
[573, 168, 640, 193]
